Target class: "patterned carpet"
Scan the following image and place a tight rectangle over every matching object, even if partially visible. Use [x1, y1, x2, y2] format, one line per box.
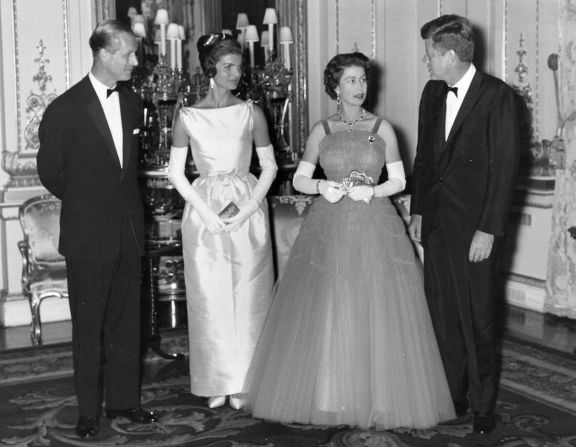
[1, 331, 575, 446]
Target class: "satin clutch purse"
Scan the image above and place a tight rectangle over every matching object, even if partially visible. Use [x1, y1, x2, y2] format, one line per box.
[218, 201, 240, 218]
[340, 170, 374, 193]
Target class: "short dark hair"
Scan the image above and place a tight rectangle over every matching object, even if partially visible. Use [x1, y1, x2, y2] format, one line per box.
[197, 33, 242, 77]
[89, 19, 133, 55]
[420, 14, 474, 63]
[323, 52, 371, 100]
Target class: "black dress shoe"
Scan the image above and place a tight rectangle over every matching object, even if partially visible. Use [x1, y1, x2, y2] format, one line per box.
[473, 412, 496, 434]
[75, 416, 99, 438]
[453, 399, 469, 418]
[105, 407, 158, 423]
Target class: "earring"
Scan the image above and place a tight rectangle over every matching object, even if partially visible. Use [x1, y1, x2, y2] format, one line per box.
[209, 78, 215, 89]
[336, 93, 341, 105]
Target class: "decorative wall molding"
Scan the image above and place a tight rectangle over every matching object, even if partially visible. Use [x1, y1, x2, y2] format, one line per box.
[277, 0, 308, 154]
[1, 0, 68, 189]
[1, 292, 26, 303]
[93, 0, 115, 22]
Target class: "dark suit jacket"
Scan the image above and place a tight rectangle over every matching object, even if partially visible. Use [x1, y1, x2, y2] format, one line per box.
[410, 71, 520, 247]
[37, 76, 145, 261]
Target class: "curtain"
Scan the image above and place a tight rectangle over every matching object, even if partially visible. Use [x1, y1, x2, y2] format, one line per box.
[545, 0, 576, 318]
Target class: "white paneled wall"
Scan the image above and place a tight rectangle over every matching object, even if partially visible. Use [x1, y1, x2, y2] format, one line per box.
[0, 0, 565, 328]
[0, 0, 94, 326]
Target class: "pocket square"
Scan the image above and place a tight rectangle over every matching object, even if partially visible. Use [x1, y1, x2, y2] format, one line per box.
[132, 128, 140, 135]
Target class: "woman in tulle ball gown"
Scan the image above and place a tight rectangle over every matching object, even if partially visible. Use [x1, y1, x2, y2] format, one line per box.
[167, 33, 277, 411]
[245, 52, 455, 430]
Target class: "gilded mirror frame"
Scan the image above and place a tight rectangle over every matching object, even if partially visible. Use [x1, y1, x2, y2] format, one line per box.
[96, 0, 308, 155]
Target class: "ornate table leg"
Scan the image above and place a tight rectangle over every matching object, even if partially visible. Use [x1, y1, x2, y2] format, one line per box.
[142, 248, 185, 360]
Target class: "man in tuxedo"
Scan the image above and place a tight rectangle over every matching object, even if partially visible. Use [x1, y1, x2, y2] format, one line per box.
[37, 20, 157, 438]
[408, 15, 520, 434]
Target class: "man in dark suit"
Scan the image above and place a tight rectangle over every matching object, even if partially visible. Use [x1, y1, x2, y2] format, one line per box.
[37, 20, 157, 438]
[408, 15, 520, 434]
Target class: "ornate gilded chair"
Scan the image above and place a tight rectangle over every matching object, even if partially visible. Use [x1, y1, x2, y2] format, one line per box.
[269, 195, 315, 278]
[18, 194, 68, 345]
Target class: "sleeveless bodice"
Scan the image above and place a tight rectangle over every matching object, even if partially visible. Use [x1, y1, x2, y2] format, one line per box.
[179, 102, 253, 176]
[318, 124, 386, 183]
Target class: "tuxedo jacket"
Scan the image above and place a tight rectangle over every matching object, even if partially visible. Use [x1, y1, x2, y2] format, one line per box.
[37, 76, 145, 261]
[410, 71, 520, 246]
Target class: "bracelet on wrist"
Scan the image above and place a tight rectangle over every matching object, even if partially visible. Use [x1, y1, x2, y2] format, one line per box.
[315, 179, 321, 194]
[365, 185, 376, 204]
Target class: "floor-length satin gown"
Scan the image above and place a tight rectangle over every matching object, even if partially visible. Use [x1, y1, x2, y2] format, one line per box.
[179, 102, 274, 397]
[245, 119, 455, 430]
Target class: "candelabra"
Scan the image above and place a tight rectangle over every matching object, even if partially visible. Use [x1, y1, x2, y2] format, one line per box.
[259, 59, 294, 163]
[240, 15, 296, 166]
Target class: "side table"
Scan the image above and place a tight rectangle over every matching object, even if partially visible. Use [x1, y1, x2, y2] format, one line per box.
[142, 241, 186, 360]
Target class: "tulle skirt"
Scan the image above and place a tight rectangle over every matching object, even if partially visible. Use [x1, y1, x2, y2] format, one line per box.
[245, 195, 455, 430]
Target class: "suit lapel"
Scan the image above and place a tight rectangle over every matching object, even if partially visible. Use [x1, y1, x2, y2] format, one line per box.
[85, 79, 122, 170]
[87, 99, 121, 169]
[437, 72, 484, 171]
[434, 98, 447, 162]
[120, 92, 133, 178]
[445, 71, 483, 145]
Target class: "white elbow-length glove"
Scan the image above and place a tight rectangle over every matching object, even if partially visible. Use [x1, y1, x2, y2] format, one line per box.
[293, 160, 344, 203]
[224, 144, 278, 232]
[167, 146, 227, 234]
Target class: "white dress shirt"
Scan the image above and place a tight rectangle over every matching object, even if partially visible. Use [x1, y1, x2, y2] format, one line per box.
[445, 63, 476, 140]
[89, 72, 123, 167]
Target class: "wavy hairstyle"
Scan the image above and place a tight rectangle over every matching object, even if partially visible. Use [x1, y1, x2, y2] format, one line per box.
[323, 52, 371, 100]
[420, 14, 474, 63]
[197, 33, 242, 77]
[89, 19, 133, 55]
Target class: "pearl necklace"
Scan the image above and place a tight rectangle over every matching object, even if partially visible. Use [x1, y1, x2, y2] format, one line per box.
[338, 108, 367, 133]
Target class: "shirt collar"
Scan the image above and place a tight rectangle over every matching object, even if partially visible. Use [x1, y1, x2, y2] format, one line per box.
[451, 63, 476, 100]
[89, 72, 117, 101]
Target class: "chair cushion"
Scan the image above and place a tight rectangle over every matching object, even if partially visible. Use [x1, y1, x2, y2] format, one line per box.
[29, 274, 68, 298]
[21, 198, 63, 263]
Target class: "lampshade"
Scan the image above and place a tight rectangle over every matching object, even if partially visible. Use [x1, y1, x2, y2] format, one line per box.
[132, 14, 145, 25]
[166, 23, 180, 39]
[154, 8, 170, 25]
[262, 8, 278, 25]
[222, 29, 233, 36]
[127, 7, 137, 18]
[279, 26, 293, 44]
[178, 25, 186, 40]
[236, 12, 249, 29]
[132, 22, 146, 38]
[260, 30, 269, 46]
[245, 25, 259, 42]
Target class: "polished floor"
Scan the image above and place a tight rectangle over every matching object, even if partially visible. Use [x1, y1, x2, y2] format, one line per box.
[1, 304, 576, 357]
[505, 305, 576, 356]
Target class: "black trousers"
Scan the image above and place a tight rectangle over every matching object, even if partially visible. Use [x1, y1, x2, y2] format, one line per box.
[422, 222, 500, 415]
[65, 217, 142, 417]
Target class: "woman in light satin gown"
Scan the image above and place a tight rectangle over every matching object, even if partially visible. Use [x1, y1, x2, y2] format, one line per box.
[245, 53, 455, 430]
[168, 33, 277, 410]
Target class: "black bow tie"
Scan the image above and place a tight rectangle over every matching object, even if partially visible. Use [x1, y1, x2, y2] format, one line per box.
[445, 85, 458, 97]
[106, 86, 119, 98]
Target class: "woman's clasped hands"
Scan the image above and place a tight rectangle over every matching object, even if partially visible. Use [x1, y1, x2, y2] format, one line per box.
[220, 199, 259, 232]
[196, 200, 259, 234]
[319, 180, 374, 204]
[346, 184, 375, 203]
[318, 180, 346, 203]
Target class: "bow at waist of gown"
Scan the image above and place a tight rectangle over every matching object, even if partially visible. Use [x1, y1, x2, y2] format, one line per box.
[198, 168, 249, 178]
